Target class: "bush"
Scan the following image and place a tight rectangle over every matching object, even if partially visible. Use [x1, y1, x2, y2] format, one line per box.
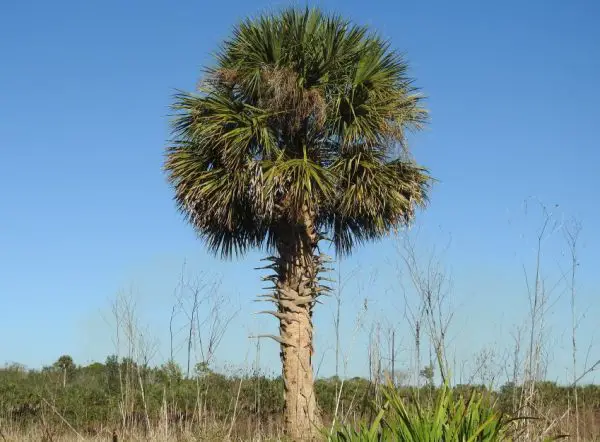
[330, 384, 512, 441]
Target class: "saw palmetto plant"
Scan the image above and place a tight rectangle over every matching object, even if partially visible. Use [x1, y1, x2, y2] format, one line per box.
[165, 7, 430, 439]
[329, 385, 512, 442]
[328, 385, 569, 442]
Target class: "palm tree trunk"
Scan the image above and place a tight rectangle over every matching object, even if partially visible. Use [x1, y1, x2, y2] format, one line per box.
[279, 292, 320, 440]
[275, 209, 322, 440]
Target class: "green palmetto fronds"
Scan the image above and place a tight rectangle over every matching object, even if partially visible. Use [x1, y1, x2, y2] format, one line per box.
[328, 386, 507, 442]
[328, 385, 569, 442]
[165, 7, 431, 257]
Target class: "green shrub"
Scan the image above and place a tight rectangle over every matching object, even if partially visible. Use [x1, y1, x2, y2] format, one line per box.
[329, 384, 512, 441]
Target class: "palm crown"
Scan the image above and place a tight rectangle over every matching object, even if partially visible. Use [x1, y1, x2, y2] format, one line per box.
[165, 8, 430, 258]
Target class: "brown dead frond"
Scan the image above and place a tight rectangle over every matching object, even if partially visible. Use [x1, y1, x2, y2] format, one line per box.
[197, 68, 240, 90]
[261, 66, 326, 131]
[214, 68, 239, 86]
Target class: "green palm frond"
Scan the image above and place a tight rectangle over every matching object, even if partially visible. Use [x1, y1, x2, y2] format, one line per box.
[329, 385, 518, 441]
[165, 7, 431, 258]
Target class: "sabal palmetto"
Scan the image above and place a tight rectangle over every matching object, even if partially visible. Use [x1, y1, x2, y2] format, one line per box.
[165, 7, 430, 439]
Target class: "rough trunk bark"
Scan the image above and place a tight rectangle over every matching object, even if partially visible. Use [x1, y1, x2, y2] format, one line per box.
[275, 208, 322, 440]
[279, 297, 320, 440]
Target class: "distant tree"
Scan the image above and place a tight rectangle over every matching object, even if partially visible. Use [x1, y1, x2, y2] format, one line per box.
[105, 355, 120, 394]
[165, 7, 430, 438]
[194, 361, 212, 378]
[54, 355, 75, 388]
[420, 364, 434, 387]
[159, 360, 183, 384]
[4, 362, 27, 373]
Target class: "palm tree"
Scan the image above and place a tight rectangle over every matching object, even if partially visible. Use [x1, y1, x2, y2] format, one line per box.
[54, 355, 75, 388]
[165, 8, 430, 439]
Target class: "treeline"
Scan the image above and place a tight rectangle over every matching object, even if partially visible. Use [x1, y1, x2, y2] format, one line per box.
[1, 356, 599, 437]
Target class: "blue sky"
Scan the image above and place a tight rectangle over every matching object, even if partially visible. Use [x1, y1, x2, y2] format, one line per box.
[1, 0, 598, 383]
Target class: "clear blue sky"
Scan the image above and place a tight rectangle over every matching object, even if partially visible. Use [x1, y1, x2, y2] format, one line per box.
[1, 0, 598, 383]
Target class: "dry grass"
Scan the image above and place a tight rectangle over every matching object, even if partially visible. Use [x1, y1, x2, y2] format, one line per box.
[0, 422, 286, 442]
